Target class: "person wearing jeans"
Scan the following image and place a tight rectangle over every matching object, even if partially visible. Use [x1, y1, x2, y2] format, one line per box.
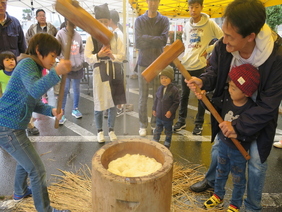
[202, 63, 261, 211]
[0, 127, 52, 211]
[187, 0, 282, 211]
[152, 66, 179, 149]
[0, 33, 71, 212]
[94, 107, 117, 143]
[84, 4, 126, 143]
[56, 18, 84, 125]
[60, 76, 83, 123]
[199, 137, 267, 211]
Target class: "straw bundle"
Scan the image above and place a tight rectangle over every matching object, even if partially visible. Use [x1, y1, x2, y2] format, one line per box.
[171, 163, 223, 212]
[14, 163, 222, 212]
[14, 166, 92, 212]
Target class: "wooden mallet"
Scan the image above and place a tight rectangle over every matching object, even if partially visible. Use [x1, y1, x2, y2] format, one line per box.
[54, 0, 114, 128]
[142, 41, 250, 160]
[141, 39, 185, 82]
[173, 58, 250, 160]
[55, 0, 113, 46]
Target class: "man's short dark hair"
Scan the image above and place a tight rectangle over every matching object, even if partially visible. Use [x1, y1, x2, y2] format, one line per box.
[36, 9, 45, 16]
[223, 0, 266, 37]
[188, 0, 203, 6]
[26, 33, 61, 58]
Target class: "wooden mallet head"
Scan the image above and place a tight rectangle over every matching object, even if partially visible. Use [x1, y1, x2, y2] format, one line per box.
[55, 0, 113, 46]
[141, 39, 185, 82]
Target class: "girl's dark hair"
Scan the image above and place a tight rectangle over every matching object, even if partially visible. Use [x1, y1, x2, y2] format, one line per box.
[0, 51, 17, 70]
[26, 33, 61, 58]
[223, 0, 266, 38]
[188, 0, 203, 6]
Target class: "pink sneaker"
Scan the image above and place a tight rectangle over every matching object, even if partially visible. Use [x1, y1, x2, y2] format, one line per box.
[42, 97, 48, 104]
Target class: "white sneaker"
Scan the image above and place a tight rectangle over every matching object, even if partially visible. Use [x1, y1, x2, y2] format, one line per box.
[273, 141, 282, 148]
[0, 199, 19, 209]
[97, 131, 105, 143]
[109, 131, 117, 141]
[139, 128, 146, 137]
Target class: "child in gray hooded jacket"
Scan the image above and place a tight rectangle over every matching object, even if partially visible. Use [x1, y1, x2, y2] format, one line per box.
[56, 18, 85, 124]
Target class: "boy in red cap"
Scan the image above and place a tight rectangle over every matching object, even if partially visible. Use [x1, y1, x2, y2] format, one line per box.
[202, 64, 260, 212]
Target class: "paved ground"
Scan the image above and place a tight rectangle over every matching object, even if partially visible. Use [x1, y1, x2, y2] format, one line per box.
[1, 48, 282, 211]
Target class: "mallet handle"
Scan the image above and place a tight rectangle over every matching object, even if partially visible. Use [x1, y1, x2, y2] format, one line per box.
[173, 58, 251, 160]
[54, 22, 75, 128]
[141, 39, 185, 82]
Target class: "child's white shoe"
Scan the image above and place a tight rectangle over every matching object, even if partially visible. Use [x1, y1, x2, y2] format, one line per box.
[109, 131, 117, 141]
[97, 131, 105, 143]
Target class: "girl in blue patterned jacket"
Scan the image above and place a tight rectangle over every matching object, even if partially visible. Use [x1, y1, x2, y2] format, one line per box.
[0, 33, 71, 212]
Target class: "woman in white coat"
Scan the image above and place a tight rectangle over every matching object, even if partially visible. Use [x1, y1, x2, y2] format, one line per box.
[84, 3, 126, 143]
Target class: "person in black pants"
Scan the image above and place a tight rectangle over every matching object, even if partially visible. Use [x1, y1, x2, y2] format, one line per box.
[173, 0, 223, 135]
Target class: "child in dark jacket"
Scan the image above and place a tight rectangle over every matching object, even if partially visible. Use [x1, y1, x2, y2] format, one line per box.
[152, 66, 180, 148]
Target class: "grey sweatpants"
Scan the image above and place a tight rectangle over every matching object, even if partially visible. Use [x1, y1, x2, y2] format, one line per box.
[138, 65, 160, 129]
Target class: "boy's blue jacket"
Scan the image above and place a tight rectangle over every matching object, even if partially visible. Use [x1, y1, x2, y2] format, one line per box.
[0, 57, 60, 129]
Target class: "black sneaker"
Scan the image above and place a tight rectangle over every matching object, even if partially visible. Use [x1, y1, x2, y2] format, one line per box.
[26, 126, 40, 135]
[192, 125, 203, 135]
[174, 122, 186, 132]
[116, 108, 124, 117]
[190, 178, 213, 192]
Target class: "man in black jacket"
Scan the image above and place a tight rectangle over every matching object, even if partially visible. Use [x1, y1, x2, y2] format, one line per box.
[187, 0, 282, 211]
[0, 0, 26, 56]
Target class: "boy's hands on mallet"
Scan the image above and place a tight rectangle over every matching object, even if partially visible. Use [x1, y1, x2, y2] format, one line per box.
[52, 108, 64, 121]
[219, 121, 238, 139]
[55, 59, 72, 75]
